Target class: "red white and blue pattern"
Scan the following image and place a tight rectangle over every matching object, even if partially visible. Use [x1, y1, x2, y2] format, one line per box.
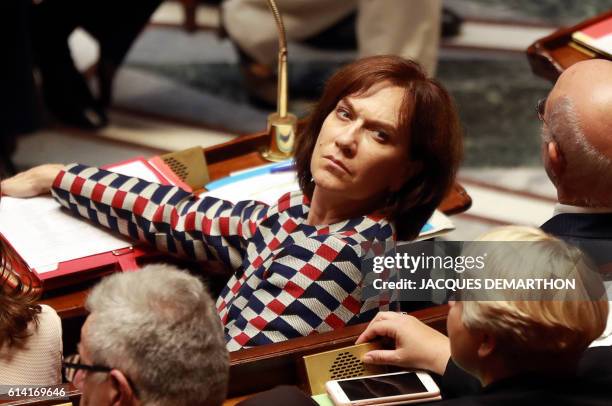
[52, 164, 396, 350]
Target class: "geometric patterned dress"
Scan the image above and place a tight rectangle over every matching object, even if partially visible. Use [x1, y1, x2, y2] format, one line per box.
[52, 163, 396, 350]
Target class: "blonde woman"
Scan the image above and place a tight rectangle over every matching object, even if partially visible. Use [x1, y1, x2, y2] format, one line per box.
[355, 226, 610, 406]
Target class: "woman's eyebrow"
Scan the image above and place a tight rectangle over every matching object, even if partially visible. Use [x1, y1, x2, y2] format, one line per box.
[338, 97, 353, 111]
[366, 120, 397, 136]
[343, 97, 398, 135]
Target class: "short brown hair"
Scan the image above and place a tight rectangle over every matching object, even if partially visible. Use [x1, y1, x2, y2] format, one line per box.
[294, 56, 463, 240]
[0, 239, 41, 348]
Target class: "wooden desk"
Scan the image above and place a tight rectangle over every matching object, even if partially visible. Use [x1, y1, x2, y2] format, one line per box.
[527, 11, 612, 82]
[0, 306, 449, 406]
[42, 132, 471, 319]
[36, 133, 460, 404]
[224, 304, 449, 403]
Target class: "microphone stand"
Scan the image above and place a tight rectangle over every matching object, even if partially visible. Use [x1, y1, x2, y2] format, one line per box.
[260, 0, 297, 162]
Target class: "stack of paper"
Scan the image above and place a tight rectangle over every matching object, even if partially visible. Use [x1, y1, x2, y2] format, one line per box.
[0, 196, 132, 274]
[0, 157, 165, 276]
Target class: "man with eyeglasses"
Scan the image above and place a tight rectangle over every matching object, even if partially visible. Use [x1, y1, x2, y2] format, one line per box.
[63, 264, 229, 406]
[536, 58, 612, 347]
[536, 59, 612, 245]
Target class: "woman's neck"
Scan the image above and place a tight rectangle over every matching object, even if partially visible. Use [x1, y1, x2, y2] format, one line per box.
[306, 187, 382, 226]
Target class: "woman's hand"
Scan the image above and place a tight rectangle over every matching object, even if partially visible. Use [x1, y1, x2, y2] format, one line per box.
[1, 164, 65, 197]
[355, 311, 451, 375]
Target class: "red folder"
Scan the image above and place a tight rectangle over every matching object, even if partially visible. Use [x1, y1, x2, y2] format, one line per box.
[0, 156, 187, 290]
[572, 15, 612, 58]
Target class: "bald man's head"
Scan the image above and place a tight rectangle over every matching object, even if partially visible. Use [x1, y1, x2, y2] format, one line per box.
[548, 59, 612, 157]
[542, 60, 612, 206]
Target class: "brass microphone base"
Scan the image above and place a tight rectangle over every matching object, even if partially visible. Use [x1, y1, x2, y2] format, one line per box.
[261, 150, 291, 162]
[261, 112, 297, 162]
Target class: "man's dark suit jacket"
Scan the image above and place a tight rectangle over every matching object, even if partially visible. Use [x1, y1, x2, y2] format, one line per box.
[237, 347, 612, 406]
[432, 347, 612, 405]
[541, 212, 612, 281]
[540, 212, 612, 241]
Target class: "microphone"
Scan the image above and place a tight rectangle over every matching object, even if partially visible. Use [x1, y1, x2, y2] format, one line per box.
[260, 0, 298, 162]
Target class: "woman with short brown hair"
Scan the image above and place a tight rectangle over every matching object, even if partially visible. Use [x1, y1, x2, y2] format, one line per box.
[2, 55, 463, 350]
[295, 55, 462, 240]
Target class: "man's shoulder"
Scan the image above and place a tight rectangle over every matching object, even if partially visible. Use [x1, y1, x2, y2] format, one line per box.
[580, 346, 612, 384]
[434, 381, 608, 406]
[541, 212, 612, 240]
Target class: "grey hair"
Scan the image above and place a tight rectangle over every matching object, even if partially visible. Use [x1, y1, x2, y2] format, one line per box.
[84, 264, 229, 406]
[542, 96, 612, 205]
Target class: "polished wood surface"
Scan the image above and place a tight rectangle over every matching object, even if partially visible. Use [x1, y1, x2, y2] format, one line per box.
[41, 132, 470, 319]
[227, 305, 449, 398]
[223, 395, 253, 406]
[42, 289, 89, 319]
[38, 133, 456, 403]
[4, 306, 448, 406]
[527, 10, 612, 82]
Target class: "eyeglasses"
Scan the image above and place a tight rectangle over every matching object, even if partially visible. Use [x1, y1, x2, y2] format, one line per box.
[63, 355, 112, 383]
[536, 98, 548, 124]
[62, 354, 140, 398]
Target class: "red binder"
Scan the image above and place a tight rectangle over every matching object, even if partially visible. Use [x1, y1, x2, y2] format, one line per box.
[0, 156, 188, 290]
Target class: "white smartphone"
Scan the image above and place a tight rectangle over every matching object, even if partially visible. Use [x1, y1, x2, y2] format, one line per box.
[325, 371, 441, 406]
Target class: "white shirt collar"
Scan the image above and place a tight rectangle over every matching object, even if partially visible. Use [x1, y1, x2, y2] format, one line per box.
[553, 203, 612, 217]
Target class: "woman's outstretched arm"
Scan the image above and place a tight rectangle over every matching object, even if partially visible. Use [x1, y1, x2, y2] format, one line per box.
[3, 163, 268, 268]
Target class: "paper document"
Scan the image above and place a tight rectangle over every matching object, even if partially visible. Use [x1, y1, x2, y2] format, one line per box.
[206, 159, 294, 190]
[203, 171, 301, 205]
[0, 196, 132, 273]
[106, 158, 165, 183]
[572, 15, 612, 58]
[416, 210, 455, 240]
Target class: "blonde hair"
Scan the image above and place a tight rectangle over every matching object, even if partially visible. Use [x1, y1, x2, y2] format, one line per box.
[460, 226, 608, 361]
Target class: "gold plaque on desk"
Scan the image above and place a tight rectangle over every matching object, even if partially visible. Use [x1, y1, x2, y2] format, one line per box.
[302, 343, 388, 395]
[160, 146, 210, 189]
